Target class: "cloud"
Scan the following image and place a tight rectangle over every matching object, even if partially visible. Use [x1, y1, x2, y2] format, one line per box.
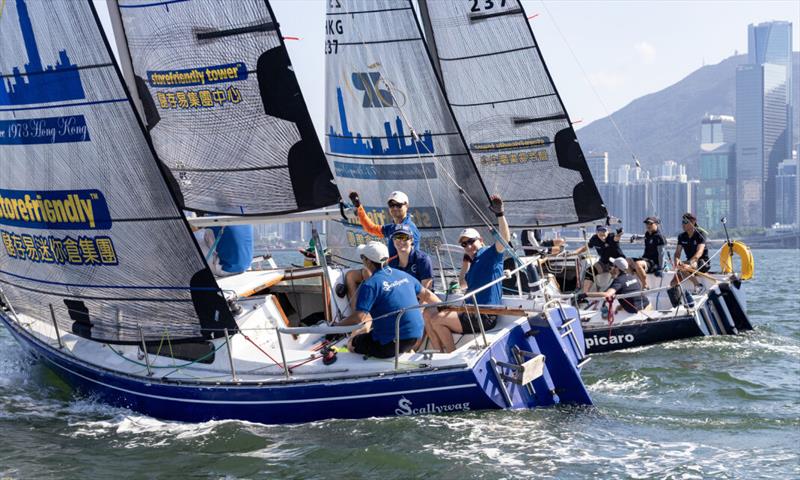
[634, 41, 657, 65]
[587, 71, 627, 88]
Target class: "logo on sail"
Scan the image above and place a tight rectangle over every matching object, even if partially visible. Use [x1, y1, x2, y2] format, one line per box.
[0, 0, 85, 106]
[0, 189, 112, 230]
[327, 86, 434, 157]
[352, 72, 393, 108]
[147, 62, 246, 111]
[470, 137, 551, 167]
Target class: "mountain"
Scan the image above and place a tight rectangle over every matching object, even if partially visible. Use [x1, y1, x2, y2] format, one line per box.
[577, 52, 800, 173]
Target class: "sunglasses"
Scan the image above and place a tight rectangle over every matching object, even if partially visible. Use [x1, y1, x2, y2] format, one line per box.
[460, 237, 478, 248]
[682, 219, 691, 224]
[645, 221, 655, 225]
[393, 233, 411, 242]
[387, 201, 406, 208]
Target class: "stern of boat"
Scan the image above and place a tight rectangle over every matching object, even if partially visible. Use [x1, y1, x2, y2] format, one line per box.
[472, 304, 592, 409]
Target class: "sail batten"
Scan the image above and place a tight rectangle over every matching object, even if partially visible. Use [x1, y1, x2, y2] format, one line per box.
[422, 0, 606, 226]
[115, 0, 338, 215]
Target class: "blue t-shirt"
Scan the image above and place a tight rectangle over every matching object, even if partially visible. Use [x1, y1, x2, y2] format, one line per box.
[388, 248, 434, 289]
[210, 225, 254, 274]
[465, 245, 504, 306]
[355, 268, 424, 344]
[381, 216, 421, 258]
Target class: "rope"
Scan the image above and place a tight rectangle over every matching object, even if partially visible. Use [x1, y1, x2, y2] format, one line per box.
[106, 338, 226, 370]
[242, 333, 285, 370]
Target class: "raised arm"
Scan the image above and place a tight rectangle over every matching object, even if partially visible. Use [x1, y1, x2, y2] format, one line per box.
[489, 195, 510, 253]
[350, 192, 384, 238]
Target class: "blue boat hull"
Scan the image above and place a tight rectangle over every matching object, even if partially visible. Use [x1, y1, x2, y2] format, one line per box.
[0, 306, 591, 424]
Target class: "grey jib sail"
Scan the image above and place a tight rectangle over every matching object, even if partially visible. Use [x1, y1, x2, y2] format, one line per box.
[0, 0, 235, 343]
[420, 0, 606, 227]
[324, 0, 490, 252]
[116, 0, 338, 215]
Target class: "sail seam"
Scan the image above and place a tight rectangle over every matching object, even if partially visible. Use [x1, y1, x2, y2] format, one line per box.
[503, 196, 573, 203]
[0, 280, 194, 302]
[173, 165, 288, 173]
[327, 7, 412, 16]
[0, 98, 128, 113]
[438, 45, 535, 62]
[0, 269, 217, 291]
[0, 62, 114, 79]
[449, 93, 557, 108]
[338, 38, 421, 46]
[118, 0, 191, 8]
[327, 152, 469, 160]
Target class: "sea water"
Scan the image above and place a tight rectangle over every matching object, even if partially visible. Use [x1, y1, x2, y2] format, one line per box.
[0, 250, 797, 478]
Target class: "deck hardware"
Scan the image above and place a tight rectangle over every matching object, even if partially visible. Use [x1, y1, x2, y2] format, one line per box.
[49, 304, 63, 349]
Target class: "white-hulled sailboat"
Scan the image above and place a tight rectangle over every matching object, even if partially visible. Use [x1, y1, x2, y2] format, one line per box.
[0, 0, 591, 424]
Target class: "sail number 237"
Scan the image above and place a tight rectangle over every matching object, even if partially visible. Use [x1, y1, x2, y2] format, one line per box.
[471, 0, 507, 12]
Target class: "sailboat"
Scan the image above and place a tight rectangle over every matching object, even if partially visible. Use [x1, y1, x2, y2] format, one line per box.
[415, 0, 753, 354]
[0, 0, 591, 424]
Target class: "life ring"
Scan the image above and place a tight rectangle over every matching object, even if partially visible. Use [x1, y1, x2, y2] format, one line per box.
[719, 240, 754, 280]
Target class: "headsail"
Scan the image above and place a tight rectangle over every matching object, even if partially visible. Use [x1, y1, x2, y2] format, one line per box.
[420, 0, 607, 226]
[324, 0, 490, 252]
[115, 0, 338, 215]
[0, 0, 236, 343]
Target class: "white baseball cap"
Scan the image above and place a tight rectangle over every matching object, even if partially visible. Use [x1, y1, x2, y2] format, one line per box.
[387, 191, 409, 205]
[458, 228, 481, 242]
[610, 257, 629, 271]
[357, 241, 390, 263]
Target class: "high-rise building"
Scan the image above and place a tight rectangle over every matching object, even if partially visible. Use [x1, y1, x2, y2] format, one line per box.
[735, 63, 789, 227]
[652, 179, 695, 237]
[696, 143, 736, 230]
[585, 152, 608, 184]
[748, 21, 793, 155]
[776, 159, 797, 225]
[701, 115, 736, 145]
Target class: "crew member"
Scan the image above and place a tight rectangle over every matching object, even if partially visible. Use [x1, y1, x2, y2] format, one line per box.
[343, 190, 421, 306]
[425, 195, 509, 353]
[673, 212, 709, 292]
[388, 225, 434, 289]
[633, 216, 667, 289]
[571, 224, 624, 292]
[337, 242, 439, 358]
[584, 257, 651, 314]
[209, 225, 254, 277]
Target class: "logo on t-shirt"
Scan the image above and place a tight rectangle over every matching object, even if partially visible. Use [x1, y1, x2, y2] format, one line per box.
[382, 277, 410, 292]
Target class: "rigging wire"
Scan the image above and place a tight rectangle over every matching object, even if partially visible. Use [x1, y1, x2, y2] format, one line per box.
[536, 0, 660, 218]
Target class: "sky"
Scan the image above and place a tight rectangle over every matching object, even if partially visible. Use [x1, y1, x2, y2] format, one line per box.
[95, 0, 799, 131]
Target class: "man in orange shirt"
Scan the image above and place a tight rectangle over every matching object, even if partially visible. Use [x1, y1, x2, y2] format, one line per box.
[342, 190, 421, 307]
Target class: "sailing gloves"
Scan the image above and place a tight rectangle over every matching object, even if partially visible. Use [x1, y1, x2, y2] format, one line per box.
[349, 191, 361, 209]
[616, 227, 623, 235]
[488, 194, 504, 217]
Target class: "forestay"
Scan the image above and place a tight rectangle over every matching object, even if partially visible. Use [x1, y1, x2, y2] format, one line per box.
[116, 0, 338, 215]
[0, 0, 236, 343]
[421, 0, 606, 227]
[324, 0, 490, 253]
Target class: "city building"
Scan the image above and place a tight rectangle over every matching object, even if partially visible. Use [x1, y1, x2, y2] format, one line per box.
[776, 159, 797, 226]
[748, 21, 794, 157]
[735, 63, 788, 227]
[585, 152, 609, 184]
[696, 143, 736, 230]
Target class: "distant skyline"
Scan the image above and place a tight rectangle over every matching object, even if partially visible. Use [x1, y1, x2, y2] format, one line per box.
[94, 0, 798, 136]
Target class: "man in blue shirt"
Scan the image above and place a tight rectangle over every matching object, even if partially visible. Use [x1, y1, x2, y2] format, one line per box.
[209, 225, 254, 276]
[388, 224, 434, 289]
[337, 242, 440, 358]
[425, 195, 509, 353]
